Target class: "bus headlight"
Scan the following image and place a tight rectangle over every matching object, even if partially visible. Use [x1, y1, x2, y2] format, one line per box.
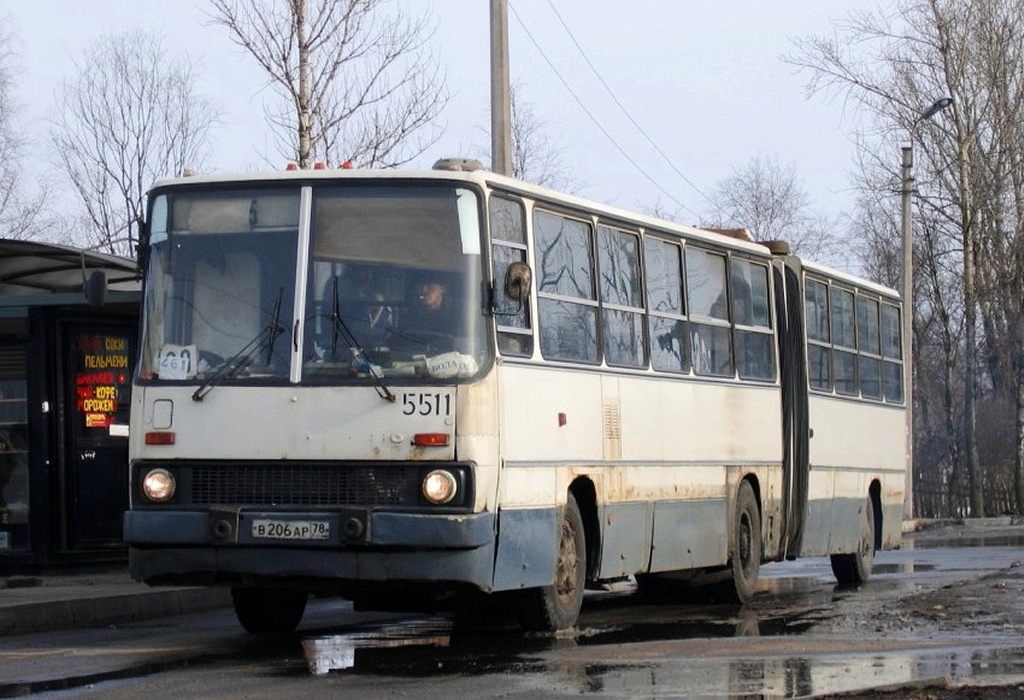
[422, 469, 458, 505]
[142, 468, 176, 503]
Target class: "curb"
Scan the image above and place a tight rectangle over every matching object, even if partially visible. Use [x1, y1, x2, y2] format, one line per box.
[0, 587, 231, 637]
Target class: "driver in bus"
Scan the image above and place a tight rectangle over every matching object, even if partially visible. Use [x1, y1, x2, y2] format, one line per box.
[392, 278, 456, 354]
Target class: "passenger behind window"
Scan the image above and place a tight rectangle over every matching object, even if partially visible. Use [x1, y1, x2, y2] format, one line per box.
[342, 266, 393, 351]
[313, 266, 393, 363]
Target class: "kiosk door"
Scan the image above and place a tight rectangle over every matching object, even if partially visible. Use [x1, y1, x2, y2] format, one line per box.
[64, 322, 134, 550]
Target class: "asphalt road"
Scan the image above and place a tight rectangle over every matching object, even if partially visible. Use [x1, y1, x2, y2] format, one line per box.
[3, 522, 1023, 699]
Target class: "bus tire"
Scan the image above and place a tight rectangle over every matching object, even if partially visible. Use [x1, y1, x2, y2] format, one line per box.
[516, 493, 586, 632]
[231, 586, 307, 634]
[718, 480, 761, 604]
[830, 496, 875, 586]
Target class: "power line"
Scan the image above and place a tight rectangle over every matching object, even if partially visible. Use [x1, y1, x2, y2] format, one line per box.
[543, 0, 720, 213]
[507, 1, 701, 221]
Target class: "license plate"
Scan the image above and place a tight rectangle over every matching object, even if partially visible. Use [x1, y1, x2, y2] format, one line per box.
[251, 519, 330, 540]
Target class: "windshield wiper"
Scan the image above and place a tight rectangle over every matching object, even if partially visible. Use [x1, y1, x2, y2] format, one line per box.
[265, 289, 284, 366]
[192, 288, 286, 402]
[329, 277, 396, 403]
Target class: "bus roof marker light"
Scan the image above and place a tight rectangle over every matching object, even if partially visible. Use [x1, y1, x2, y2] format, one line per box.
[558, 412, 567, 427]
[285, 162, 298, 171]
[341, 160, 354, 169]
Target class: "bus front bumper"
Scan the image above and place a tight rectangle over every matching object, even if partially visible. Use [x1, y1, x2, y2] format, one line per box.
[124, 509, 498, 589]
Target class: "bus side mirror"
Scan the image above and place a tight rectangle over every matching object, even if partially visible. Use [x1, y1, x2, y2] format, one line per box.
[504, 261, 532, 302]
[85, 270, 108, 308]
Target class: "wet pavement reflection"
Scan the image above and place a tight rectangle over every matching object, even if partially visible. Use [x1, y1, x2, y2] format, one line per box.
[298, 605, 1024, 697]
[301, 619, 453, 675]
[296, 541, 1024, 697]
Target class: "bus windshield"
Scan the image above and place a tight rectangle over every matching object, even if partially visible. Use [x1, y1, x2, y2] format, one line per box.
[139, 181, 489, 385]
[303, 184, 487, 382]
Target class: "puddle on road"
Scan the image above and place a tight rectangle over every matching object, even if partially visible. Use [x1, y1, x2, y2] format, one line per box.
[871, 562, 937, 574]
[298, 578, 1024, 698]
[299, 609, 1024, 698]
[567, 645, 1024, 698]
[298, 539, 1024, 694]
[301, 619, 453, 675]
[298, 593, 835, 678]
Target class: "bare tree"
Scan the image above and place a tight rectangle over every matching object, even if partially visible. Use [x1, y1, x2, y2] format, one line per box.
[51, 31, 217, 257]
[508, 84, 578, 192]
[0, 21, 46, 240]
[208, 0, 447, 169]
[702, 155, 845, 264]
[788, 0, 1024, 517]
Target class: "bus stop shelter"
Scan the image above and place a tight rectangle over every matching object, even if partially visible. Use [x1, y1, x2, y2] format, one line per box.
[0, 239, 140, 571]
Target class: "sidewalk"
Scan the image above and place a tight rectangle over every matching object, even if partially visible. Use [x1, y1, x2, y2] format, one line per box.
[1, 517, 1021, 638]
[0, 570, 230, 636]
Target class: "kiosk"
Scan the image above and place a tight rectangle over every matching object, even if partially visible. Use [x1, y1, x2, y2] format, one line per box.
[0, 240, 139, 571]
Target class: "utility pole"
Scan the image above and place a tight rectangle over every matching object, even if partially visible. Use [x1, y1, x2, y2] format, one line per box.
[490, 0, 512, 176]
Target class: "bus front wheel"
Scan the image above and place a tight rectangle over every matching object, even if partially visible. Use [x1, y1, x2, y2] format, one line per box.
[830, 496, 875, 586]
[231, 586, 307, 634]
[516, 493, 586, 632]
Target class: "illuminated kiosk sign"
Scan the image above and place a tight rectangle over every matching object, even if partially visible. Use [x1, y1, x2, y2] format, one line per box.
[75, 334, 130, 429]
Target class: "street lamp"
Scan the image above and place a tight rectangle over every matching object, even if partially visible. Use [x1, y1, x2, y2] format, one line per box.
[902, 97, 953, 520]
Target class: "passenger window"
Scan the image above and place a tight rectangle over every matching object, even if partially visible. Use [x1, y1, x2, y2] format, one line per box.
[686, 248, 732, 377]
[731, 259, 774, 381]
[644, 237, 688, 373]
[857, 297, 880, 354]
[805, 279, 829, 343]
[808, 344, 831, 391]
[857, 296, 882, 399]
[830, 288, 856, 349]
[860, 356, 882, 399]
[881, 303, 903, 402]
[687, 248, 728, 320]
[833, 349, 857, 395]
[598, 226, 644, 368]
[805, 278, 831, 390]
[535, 210, 598, 363]
[490, 196, 532, 357]
[830, 287, 857, 394]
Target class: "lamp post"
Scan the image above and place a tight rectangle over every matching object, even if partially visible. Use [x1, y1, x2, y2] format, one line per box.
[902, 97, 953, 521]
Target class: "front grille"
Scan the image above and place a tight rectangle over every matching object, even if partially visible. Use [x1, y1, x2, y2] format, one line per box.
[189, 463, 410, 507]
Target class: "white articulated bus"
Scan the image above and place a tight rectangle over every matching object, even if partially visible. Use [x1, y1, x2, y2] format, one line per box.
[123, 161, 906, 633]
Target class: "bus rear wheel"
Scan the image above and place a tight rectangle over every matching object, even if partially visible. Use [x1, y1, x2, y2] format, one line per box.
[831, 496, 875, 586]
[231, 586, 307, 634]
[716, 480, 761, 604]
[517, 493, 586, 632]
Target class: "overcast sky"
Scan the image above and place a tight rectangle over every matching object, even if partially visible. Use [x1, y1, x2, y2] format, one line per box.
[5, 0, 883, 236]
